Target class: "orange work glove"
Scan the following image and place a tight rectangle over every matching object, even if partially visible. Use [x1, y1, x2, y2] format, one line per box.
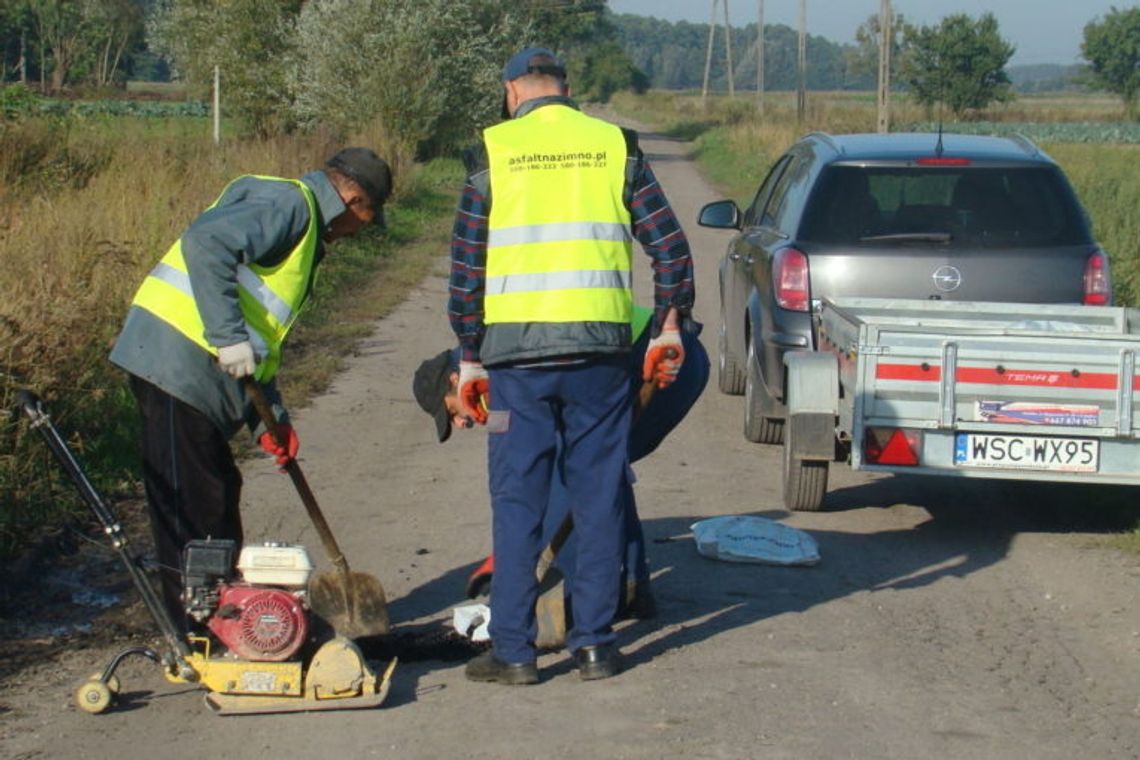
[643, 325, 684, 389]
[458, 361, 490, 424]
[465, 554, 495, 599]
[258, 424, 299, 472]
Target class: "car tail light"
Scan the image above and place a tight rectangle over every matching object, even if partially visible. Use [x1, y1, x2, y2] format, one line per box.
[864, 427, 922, 466]
[916, 157, 971, 166]
[1083, 249, 1111, 306]
[774, 247, 810, 312]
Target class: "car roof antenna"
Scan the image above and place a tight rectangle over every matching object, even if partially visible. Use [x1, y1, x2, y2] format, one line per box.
[935, 70, 945, 157]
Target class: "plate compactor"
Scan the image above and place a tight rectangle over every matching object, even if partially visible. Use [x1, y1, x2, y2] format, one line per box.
[16, 390, 395, 716]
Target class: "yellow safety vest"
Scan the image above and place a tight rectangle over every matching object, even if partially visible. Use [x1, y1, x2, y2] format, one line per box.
[130, 176, 319, 382]
[483, 105, 633, 326]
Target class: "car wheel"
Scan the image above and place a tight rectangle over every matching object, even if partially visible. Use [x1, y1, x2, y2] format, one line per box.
[782, 425, 829, 512]
[717, 305, 746, 395]
[743, 338, 784, 444]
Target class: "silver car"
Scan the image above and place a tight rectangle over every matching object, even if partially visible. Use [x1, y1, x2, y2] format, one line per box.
[698, 131, 1111, 444]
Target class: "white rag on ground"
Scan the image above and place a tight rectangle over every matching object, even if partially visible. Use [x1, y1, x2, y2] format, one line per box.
[691, 515, 821, 566]
[452, 603, 491, 642]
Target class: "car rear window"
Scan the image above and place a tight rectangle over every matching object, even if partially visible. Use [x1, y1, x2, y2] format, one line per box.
[799, 165, 1090, 247]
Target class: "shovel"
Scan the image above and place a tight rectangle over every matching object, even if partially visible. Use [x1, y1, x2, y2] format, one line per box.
[245, 379, 390, 638]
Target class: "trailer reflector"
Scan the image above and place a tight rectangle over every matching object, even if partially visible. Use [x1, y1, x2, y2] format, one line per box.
[864, 428, 922, 465]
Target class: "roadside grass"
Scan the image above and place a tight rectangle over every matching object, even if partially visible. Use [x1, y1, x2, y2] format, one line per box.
[1109, 528, 1140, 553]
[612, 88, 1140, 548]
[0, 112, 457, 559]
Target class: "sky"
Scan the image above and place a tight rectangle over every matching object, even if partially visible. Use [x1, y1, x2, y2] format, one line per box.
[607, 0, 1134, 66]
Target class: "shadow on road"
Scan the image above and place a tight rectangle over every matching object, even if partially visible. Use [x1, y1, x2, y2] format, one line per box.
[383, 473, 1138, 677]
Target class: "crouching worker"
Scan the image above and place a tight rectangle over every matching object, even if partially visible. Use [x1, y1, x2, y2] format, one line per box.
[110, 148, 392, 631]
[413, 305, 709, 645]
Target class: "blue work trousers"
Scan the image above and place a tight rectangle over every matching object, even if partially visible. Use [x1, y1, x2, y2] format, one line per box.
[544, 331, 711, 590]
[487, 356, 630, 663]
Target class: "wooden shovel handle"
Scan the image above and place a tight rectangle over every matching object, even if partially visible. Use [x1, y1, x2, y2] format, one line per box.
[245, 379, 350, 575]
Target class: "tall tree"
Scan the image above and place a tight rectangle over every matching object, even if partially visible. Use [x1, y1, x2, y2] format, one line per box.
[148, 0, 303, 136]
[899, 13, 1015, 116]
[26, 0, 86, 92]
[85, 0, 145, 88]
[1081, 6, 1140, 119]
[847, 11, 911, 87]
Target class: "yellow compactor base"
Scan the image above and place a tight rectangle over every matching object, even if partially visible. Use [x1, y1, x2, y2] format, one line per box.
[165, 636, 395, 716]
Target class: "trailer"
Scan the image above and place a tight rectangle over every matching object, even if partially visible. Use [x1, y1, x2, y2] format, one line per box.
[782, 297, 1140, 511]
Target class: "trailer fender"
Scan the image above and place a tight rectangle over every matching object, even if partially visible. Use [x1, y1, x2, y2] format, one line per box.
[783, 352, 838, 461]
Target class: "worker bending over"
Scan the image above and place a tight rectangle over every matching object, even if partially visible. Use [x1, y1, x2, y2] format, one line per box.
[111, 148, 392, 630]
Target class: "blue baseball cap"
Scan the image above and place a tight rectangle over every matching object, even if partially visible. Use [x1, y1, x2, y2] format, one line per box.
[502, 47, 566, 82]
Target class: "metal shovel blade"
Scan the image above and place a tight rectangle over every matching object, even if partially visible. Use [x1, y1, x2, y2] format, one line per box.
[309, 570, 391, 639]
[243, 380, 391, 639]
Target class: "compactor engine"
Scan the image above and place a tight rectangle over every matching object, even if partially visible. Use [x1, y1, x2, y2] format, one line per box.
[183, 540, 312, 662]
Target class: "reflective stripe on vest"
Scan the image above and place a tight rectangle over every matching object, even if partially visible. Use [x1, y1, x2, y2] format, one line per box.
[483, 105, 632, 325]
[130, 176, 319, 382]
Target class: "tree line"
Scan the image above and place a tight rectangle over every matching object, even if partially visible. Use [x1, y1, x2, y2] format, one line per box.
[614, 8, 1140, 119]
[1, 2, 1137, 143]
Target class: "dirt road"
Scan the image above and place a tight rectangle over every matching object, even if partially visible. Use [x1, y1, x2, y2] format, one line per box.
[4, 115, 1140, 759]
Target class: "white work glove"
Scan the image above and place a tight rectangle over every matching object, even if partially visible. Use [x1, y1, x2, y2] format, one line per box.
[457, 361, 490, 424]
[217, 340, 257, 379]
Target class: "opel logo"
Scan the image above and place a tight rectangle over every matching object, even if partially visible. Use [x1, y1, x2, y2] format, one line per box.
[932, 265, 962, 292]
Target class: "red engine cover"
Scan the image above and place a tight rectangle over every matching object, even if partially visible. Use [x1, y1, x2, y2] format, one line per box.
[207, 584, 308, 661]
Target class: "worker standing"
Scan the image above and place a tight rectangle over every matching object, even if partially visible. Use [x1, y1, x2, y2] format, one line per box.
[449, 47, 695, 684]
[110, 148, 392, 630]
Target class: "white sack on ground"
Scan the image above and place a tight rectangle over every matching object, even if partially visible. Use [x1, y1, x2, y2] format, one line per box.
[452, 603, 491, 642]
[691, 515, 821, 566]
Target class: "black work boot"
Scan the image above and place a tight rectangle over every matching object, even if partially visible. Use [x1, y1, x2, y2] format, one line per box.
[464, 652, 539, 685]
[574, 644, 622, 681]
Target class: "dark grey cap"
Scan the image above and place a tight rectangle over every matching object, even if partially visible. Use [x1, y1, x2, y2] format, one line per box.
[325, 147, 392, 229]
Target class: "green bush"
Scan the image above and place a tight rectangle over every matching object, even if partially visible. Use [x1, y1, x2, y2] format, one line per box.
[0, 84, 40, 118]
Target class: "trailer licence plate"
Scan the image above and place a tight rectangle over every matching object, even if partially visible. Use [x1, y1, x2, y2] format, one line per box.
[954, 433, 1099, 473]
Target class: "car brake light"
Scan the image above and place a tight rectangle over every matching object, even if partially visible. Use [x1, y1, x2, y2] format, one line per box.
[774, 247, 810, 312]
[864, 428, 922, 466]
[1083, 249, 1111, 306]
[916, 157, 971, 166]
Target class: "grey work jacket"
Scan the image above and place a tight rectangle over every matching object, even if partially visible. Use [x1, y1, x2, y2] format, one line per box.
[109, 171, 346, 437]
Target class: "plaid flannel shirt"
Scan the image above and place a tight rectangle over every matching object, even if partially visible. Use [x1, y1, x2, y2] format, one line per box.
[448, 123, 695, 363]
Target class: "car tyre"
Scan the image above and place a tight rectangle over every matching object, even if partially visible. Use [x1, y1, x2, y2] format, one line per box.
[782, 424, 828, 512]
[744, 339, 784, 444]
[717, 305, 746, 395]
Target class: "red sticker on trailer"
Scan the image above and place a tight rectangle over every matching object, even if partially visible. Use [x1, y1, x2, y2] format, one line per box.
[876, 363, 1140, 391]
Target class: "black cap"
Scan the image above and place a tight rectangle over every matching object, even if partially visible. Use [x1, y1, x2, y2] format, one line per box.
[413, 350, 456, 443]
[325, 147, 392, 229]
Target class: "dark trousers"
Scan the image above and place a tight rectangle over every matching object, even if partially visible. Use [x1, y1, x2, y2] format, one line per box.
[545, 331, 711, 592]
[129, 376, 243, 631]
[487, 357, 630, 663]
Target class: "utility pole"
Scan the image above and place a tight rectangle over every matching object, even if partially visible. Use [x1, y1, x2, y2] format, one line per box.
[701, 0, 718, 108]
[876, 0, 892, 133]
[756, 0, 764, 112]
[797, 0, 806, 123]
[213, 65, 221, 145]
[18, 31, 27, 83]
[723, 0, 735, 98]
